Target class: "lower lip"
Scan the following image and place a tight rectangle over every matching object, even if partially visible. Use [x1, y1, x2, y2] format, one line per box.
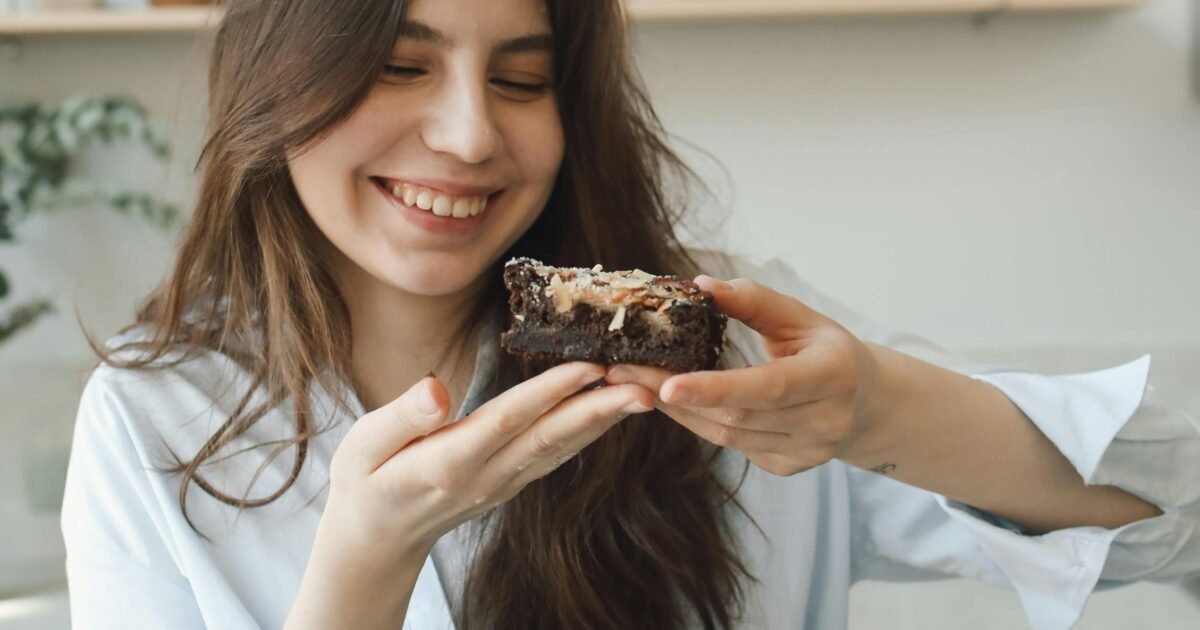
[373, 178, 497, 236]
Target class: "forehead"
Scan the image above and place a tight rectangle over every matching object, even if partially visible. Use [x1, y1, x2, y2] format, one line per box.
[399, 0, 552, 48]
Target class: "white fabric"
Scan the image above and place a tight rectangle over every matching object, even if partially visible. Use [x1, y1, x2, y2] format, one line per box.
[61, 253, 1200, 630]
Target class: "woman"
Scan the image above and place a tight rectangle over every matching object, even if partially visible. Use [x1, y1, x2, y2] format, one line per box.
[62, 0, 1200, 628]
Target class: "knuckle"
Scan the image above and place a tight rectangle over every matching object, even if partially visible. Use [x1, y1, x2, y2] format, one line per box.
[491, 410, 524, 439]
[530, 430, 561, 457]
[428, 468, 465, 495]
[471, 493, 501, 511]
[780, 340, 805, 356]
[711, 424, 739, 448]
[388, 408, 425, 434]
[764, 373, 790, 402]
[730, 278, 757, 293]
[722, 408, 749, 427]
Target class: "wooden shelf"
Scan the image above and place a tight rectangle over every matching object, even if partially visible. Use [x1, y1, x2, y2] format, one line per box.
[0, 6, 220, 35]
[0, 0, 1148, 36]
[629, 0, 1147, 20]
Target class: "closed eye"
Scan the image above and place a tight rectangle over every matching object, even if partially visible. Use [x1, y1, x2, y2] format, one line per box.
[383, 65, 425, 78]
[381, 65, 550, 96]
[491, 79, 550, 94]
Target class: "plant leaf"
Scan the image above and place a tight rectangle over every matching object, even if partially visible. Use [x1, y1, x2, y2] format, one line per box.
[0, 299, 54, 345]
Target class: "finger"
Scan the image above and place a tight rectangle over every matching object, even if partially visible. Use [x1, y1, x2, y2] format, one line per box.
[659, 355, 835, 409]
[342, 376, 452, 476]
[609, 364, 803, 431]
[450, 361, 607, 463]
[694, 275, 818, 340]
[667, 403, 798, 434]
[653, 400, 791, 455]
[604, 364, 674, 390]
[489, 383, 653, 487]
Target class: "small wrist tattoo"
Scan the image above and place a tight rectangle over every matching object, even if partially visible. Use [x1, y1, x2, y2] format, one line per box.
[869, 462, 897, 475]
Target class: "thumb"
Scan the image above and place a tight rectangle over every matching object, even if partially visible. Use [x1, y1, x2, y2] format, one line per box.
[340, 376, 451, 476]
[694, 275, 817, 340]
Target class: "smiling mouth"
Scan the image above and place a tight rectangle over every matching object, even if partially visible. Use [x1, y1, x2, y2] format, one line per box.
[371, 177, 497, 219]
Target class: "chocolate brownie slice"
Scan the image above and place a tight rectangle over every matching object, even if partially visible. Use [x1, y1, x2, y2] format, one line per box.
[500, 257, 726, 372]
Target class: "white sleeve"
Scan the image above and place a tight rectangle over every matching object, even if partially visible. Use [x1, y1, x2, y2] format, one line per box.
[61, 366, 207, 630]
[738, 256, 1200, 630]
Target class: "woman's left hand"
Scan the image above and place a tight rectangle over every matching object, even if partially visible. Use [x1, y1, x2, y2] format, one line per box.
[604, 275, 883, 477]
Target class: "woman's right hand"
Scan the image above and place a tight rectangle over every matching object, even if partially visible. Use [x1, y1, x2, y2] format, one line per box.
[286, 362, 652, 630]
[326, 361, 653, 559]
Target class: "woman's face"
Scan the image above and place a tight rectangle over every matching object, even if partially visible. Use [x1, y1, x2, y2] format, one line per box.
[289, 0, 562, 298]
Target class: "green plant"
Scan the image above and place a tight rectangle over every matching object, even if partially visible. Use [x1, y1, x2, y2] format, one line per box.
[0, 95, 179, 344]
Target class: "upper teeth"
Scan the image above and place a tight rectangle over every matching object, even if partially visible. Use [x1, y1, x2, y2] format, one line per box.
[389, 183, 488, 218]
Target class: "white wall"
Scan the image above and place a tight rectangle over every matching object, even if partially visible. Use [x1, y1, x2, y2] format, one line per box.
[633, 0, 1200, 351]
[1, 0, 1198, 627]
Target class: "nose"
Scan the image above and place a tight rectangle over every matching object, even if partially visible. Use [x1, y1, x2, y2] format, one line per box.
[420, 73, 501, 165]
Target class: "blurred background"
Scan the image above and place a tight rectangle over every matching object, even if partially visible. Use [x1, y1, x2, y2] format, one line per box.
[1, 0, 1198, 628]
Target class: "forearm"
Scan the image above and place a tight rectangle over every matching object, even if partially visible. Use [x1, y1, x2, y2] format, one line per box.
[839, 342, 1161, 534]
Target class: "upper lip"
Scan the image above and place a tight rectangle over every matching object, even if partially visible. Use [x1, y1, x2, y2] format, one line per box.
[375, 177, 503, 198]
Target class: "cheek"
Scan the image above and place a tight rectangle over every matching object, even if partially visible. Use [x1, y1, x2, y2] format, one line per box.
[287, 106, 402, 223]
[288, 149, 355, 251]
[499, 114, 564, 242]
[533, 117, 566, 182]
[288, 149, 340, 228]
[504, 103, 565, 186]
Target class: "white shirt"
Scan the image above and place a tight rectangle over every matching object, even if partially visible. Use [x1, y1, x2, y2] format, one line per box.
[61, 254, 1200, 630]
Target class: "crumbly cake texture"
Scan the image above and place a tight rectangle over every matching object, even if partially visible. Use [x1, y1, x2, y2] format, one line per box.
[499, 257, 726, 372]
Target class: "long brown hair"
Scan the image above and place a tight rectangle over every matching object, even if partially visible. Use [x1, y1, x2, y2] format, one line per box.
[89, 1, 757, 628]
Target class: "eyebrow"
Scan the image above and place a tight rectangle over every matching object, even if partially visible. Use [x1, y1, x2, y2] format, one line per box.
[397, 20, 554, 55]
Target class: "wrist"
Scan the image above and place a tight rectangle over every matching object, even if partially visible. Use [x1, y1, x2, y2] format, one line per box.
[835, 342, 905, 468]
[286, 502, 431, 630]
[317, 492, 435, 570]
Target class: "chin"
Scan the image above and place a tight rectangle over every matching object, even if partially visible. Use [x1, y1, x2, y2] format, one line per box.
[383, 255, 491, 297]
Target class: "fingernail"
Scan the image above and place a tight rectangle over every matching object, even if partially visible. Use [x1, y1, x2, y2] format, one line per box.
[665, 385, 694, 405]
[623, 400, 652, 414]
[607, 367, 633, 383]
[581, 367, 606, 383]
[696, 275, 733, 291]
[417, 381, 441, 416]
